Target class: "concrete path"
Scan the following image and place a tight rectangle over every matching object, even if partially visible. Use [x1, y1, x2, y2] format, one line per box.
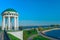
[8, 31, 23, 40]
[28, 34, 38, 40]
[0, 31, 4, 40]
[4, 30, 10, 40]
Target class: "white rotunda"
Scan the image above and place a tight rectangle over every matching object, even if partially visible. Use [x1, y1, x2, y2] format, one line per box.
[2, 8, 19, 30]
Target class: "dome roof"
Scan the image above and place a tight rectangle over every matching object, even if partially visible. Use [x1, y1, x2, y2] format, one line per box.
[4, 8, 16, 12]
[1, 8, 18, 16]
[2, 8, 17, 13]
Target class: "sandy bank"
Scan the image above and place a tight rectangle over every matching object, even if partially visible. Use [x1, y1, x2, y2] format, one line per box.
[42, 28, 60, 33]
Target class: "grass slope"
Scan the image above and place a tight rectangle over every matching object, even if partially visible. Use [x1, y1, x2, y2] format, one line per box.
[23, 28, 50, 40]
[23, 29, 37, 40]
[33, 35, 50, 40]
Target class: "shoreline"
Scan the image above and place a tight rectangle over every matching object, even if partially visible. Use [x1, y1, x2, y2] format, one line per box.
[42, 28, 60, 33]
[39, 28, 60, 40]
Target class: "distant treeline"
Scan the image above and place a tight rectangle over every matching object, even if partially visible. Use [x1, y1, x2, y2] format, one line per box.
[19, 24, 60, 29]
[0, 24, 60, 30]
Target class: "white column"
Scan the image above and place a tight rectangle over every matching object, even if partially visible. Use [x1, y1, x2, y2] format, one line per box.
[14, 16, 16, 30]
[16, 16, 19, 30]
[8, 16, 10, 30]
[2, 16, 5, 30]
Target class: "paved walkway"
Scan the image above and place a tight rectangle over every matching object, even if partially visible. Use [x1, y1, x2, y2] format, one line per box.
[0, 31, 4, 40]
[8, 31, 23, 40]
[0, 30, 10, 40]
[28, 34, 38, 40]
[4, 30, 10, 40]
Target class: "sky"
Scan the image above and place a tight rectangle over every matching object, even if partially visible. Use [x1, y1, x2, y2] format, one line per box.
[0, 0, 60, 26]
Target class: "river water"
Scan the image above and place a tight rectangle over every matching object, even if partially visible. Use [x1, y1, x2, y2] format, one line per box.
[45, 30, 60, 39]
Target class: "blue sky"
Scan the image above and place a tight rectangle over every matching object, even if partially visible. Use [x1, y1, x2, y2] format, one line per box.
[0, 0, 60, 26]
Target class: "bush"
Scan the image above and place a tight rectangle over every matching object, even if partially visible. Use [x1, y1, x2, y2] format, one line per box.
[19, 26, 22, 30]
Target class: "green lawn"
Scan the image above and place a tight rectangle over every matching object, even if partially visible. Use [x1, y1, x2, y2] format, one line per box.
[23, 29, 37, 40]
[8, 33, 20, 40]
[43, 28, 53, 30]
[23, 28, 50, 40]
[38, 27, 54, 31]
[33, 35, 50, 40]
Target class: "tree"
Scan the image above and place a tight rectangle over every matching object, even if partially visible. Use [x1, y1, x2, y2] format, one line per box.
[19, 26, 23, 30]
[38, 27, 43, 31]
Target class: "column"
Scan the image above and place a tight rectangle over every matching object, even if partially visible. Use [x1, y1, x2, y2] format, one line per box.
[2, 16, 5, 30]
[14, 16, 16, 30]
[8, 16, 10, 30]
[16, 17, 19, 30]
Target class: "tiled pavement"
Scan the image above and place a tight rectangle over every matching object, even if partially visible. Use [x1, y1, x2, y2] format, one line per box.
[0, 31, 4, 40]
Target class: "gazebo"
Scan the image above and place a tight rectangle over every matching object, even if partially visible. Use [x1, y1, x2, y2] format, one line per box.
[2, 8, 19, 30]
